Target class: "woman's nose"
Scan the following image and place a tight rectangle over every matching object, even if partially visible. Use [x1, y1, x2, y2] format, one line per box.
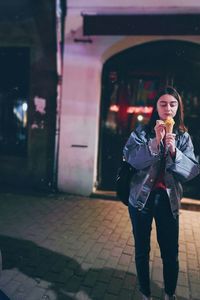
[165, 103, 171, 110]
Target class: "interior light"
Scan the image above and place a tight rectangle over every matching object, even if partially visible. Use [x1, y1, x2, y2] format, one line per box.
[137, 115, 144, 122]
[22, 102, 28, 112]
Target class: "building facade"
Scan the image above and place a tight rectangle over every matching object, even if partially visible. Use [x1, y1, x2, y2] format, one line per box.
[0, 0, 57, 191]
[1, 1, 200, 198]
[58, 0, 200, 198]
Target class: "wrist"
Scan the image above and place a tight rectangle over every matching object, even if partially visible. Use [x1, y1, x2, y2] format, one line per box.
[170, 148, 176, 158]
[156, 137, 161, 146]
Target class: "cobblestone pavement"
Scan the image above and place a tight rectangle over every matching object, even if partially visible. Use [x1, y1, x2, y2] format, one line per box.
[0, 193, 199, 300]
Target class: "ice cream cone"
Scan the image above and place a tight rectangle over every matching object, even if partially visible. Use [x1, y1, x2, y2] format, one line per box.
[156, 120, 165, 126]
[164, 117, 175, 133]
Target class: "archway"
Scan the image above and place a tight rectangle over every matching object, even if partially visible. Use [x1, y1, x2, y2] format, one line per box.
[98, 40, 200, 198]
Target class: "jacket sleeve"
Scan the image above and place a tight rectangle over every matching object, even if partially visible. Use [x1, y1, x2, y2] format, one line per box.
[123, 131, 160, 169]
[166, 132, 200, 182]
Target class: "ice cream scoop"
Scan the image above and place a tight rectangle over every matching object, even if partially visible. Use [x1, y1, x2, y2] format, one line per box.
[164, 117, 175, 133]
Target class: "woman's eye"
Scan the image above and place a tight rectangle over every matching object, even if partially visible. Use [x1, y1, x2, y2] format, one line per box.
[159, 102, 178, 107]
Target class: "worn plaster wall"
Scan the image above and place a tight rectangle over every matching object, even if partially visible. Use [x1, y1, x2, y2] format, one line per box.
[0, 0, 57, 191]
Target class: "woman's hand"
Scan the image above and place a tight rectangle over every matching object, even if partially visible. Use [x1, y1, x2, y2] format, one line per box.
[154, 120, 166, 146]
[165, 133, 176, 156]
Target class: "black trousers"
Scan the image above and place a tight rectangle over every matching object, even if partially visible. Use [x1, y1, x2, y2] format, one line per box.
[128, 189, 179, 297]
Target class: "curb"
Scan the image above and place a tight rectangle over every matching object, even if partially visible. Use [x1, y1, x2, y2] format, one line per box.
[91, 191, 200, 211]
[181, 197, 200, 211]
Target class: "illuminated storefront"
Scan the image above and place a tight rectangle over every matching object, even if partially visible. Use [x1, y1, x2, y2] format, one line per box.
[98, 41, 200, 197]
[58, 1, 200, 198]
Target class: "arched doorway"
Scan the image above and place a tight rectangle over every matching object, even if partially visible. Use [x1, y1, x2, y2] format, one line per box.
[98, 40, 200, 198]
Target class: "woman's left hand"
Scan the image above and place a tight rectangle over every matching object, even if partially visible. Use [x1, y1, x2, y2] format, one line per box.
[165, 133, 176, 156]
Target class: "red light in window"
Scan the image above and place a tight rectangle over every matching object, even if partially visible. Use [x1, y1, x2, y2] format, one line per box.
[109, 105, 153, 114]
[127, 106, 153, 114]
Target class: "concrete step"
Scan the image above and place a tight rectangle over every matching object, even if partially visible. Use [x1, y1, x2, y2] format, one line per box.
[91, 190, 200, 211]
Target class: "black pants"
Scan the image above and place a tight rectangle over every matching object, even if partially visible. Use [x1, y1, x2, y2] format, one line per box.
[128, 189, 179, 297]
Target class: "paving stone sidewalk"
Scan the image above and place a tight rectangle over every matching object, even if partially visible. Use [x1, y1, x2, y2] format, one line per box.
[0, 193, 199, 300]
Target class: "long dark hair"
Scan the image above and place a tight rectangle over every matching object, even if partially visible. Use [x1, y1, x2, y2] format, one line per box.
[148, 86, 187, 133]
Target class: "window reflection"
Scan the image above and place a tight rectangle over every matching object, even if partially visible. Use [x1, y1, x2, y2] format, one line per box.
[13, 99, 28, 138]
[0, 47, 29, 156]
[104, 77, 159, 136]
[0, 91, 28, 156]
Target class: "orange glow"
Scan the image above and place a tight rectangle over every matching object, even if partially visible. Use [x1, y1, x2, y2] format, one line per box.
[109, 104, 119, 112]
[127, 106, 153, 114]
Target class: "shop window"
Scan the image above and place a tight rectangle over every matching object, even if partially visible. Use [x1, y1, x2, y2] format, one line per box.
[103, 74, 160, 138]
[99, 72, 162, 189]
[0, 48, 29, 156]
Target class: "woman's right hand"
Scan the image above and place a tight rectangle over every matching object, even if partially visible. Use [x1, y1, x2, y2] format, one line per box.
[154, 120, 166, 146]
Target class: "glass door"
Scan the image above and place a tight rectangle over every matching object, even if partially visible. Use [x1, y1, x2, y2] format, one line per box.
[98, 72, 164, 190]
[98, 40, 200, 198]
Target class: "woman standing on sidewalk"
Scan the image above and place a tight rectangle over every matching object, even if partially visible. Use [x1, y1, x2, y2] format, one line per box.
[123, 86, 200, 300]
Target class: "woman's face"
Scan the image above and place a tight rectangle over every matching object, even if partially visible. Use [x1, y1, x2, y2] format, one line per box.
[156, 94, 179, 121]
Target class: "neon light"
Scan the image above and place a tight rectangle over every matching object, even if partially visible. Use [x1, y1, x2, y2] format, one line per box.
[127, 106, 153, 114]
[109, 105, 153, 114]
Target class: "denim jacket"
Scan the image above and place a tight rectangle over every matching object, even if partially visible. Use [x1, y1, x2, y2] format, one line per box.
[123, 126, 200, 217]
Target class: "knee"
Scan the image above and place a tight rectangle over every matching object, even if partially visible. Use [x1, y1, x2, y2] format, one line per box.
[160, 244, 179, 262]
[162, 254, 179, 264]
[135, 248, 150, 262]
